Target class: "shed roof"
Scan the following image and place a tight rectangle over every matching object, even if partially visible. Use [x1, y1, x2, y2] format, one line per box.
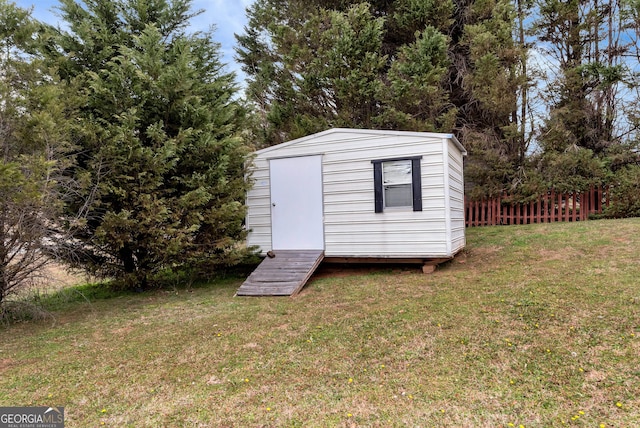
[254, 128, 467, 157]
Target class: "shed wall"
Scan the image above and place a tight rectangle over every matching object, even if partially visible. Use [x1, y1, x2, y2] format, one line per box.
[447, 139, 466, 253]
[246, 130, 464, 258]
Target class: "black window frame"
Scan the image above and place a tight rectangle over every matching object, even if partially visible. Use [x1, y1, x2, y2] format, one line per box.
[372, 156, 422, 213]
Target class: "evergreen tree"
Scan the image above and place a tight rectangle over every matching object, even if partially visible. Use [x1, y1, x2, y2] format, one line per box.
[530, 0, 639, 192]
[236, 0, 527, 195]
[381, 25, 455, 132]
[43, 0, 250, 287]
[454, 0, 529, 198]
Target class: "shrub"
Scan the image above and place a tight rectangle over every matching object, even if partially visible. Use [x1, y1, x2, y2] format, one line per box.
[605, 165, 640, 218]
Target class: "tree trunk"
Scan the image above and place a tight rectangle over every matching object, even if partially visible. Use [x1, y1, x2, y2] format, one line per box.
[0, 266, 6, 307]
[119, 246, 137, 274]
[517, 0, 528, 163]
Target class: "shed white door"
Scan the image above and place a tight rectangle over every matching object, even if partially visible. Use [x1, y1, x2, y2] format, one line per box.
[270, 155, 324, 250]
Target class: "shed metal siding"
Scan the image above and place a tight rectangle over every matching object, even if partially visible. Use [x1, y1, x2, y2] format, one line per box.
[245, 157, 272, 251]
[447, 139, 466, 253]
[245, 129, 465, 258]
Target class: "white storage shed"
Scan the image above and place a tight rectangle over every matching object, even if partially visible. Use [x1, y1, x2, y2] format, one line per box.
[245, 128, 467, 261]
[238, 128, 466, 296]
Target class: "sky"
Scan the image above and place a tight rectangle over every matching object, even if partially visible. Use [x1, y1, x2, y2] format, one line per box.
[13, 0, 254, 85]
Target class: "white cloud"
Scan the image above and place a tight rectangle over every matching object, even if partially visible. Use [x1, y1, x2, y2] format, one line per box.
[190, 0, 254, 84]
[192, 0, 251, 35]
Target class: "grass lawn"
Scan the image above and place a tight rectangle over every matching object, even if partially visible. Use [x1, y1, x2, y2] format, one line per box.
[1, 218, 639, 427]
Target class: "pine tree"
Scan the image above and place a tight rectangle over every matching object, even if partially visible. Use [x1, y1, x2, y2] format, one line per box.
[446, 0, 529, 197]
[236, 0, 527, 195]
[531, 0, 639, 192]
[43, 0, 250, 287]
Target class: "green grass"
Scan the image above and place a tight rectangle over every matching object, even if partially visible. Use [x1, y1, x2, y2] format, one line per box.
[1, 218, 639, 427]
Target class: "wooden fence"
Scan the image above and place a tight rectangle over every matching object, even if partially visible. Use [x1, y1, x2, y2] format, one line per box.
[465, 185, 609, 227]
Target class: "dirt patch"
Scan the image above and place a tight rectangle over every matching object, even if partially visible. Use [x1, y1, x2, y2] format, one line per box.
[111, 326, 134, 336]
[40, 263, 89, 291]
[536, 247, 582, 262]
[585, 370, 607, 383]
[465, 245, 503, 261]
[0, 358, 15, 373]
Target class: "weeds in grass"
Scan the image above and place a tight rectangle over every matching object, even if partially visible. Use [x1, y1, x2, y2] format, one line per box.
[0, 300, 54, 325]
[0, 219, 639, 426]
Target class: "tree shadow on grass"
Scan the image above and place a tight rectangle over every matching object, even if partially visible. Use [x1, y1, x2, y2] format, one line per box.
[1, 265, 258, 327]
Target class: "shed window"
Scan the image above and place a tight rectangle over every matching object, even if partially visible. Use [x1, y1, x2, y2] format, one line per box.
[383, 160, 413, 207]
[372, 157, 422, 212]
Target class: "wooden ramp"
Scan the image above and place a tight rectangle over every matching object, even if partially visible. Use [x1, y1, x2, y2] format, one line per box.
[236, 250, 325, 297]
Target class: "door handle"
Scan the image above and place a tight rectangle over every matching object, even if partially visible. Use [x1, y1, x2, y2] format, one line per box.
[272, 203, 276, 207]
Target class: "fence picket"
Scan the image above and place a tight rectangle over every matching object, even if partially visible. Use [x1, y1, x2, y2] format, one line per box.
[465, 185, 609, 227]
